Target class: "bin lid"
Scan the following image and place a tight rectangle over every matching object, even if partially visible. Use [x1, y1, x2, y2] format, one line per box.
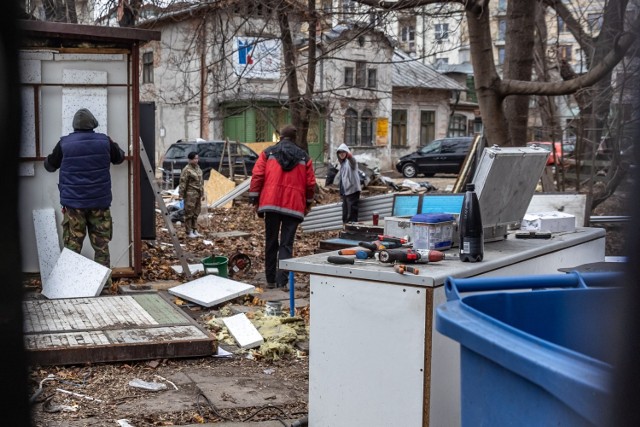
[410, 213, 454, 224]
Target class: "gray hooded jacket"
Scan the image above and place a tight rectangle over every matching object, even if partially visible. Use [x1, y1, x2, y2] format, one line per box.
[337, 143, 362, 196]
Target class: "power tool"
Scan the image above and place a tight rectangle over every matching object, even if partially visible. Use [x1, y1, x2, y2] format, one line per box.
[378, 248, 445, 264]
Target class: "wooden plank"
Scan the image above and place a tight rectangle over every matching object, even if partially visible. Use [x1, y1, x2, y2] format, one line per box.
[24, 293, 216, 366]
[132, 293, 185, 324]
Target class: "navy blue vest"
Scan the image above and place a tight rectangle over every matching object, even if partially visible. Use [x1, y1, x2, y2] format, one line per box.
[59, 131, 112, 209]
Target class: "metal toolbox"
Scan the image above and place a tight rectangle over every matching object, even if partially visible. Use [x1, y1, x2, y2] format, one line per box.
[473, 146, 549, 230]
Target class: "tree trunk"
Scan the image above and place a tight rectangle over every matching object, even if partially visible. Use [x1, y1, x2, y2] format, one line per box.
[277, 4, 309, 153]
[503, 0, 536, 147]
[465, 5, 509, 147]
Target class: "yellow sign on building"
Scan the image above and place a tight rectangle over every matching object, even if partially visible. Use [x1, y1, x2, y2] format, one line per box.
[376, 118, 388, 146]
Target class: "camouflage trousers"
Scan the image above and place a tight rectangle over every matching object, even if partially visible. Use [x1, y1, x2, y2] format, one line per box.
[62, 207, 113, 268]
[184, 190, 202, 233]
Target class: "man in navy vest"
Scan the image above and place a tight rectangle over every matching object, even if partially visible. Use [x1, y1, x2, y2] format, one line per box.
[44, 108, 125, 273]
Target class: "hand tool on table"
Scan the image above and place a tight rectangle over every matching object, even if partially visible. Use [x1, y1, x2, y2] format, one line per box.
[377, 235, 409, 245]
[515, 231, 552, 239]
[358, 240, 403, 252]
[378, 248, 446, 264]
[338, 248, 374, 259]
[327, 255, 378, 265]
[394, 264, 420, 275]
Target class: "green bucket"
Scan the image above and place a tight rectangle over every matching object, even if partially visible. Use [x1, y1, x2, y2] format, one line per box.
[202, 256, 229, 278]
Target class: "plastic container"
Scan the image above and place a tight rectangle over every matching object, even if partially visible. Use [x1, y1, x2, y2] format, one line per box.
[202, 256, 229, 278]
[410, 213, 454, 250]
[436, 272, 623, 427]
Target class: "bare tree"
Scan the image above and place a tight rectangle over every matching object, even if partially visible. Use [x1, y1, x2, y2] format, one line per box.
[41, 0, 78, 22]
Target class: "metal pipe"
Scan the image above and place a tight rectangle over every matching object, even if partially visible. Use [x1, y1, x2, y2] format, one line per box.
[289, 271, 295, 317]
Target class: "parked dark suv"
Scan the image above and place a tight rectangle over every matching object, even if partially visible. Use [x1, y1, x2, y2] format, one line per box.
[161, 140, 259, 186]
[395, 137, 474, 178]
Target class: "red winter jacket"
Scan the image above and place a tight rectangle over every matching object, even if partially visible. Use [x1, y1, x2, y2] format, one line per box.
[249, 138, 316, 221]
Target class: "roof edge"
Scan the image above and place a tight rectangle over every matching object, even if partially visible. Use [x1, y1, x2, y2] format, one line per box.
[19, 20, 161, 43]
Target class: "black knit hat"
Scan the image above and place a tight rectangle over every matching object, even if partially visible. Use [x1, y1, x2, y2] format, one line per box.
[72, 108, 99, 131]
[279, 125, 297, 140]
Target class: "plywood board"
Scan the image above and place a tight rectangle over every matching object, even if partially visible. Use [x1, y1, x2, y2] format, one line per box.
[204, 169, 235, 208]
[23, 293, 216, 365]
[244, 142, 275, 155]
[168, 275, 255, 307]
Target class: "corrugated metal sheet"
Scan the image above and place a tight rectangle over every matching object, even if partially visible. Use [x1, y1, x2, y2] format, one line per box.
[209, 178, 251, 208]
[302, 193, 395, 233]
[392, 50, 465, 91]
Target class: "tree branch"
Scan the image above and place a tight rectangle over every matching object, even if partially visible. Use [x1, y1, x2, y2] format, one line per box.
[354, 0, 465, 11]
[542, 0, 595, 55]
[500, 28, 637, 96]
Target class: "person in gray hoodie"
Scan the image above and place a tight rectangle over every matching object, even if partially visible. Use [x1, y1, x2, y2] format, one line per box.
[336, 143, 362, 224]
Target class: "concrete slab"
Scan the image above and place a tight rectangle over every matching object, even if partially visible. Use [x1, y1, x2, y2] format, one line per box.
[42, 248, 110, 299]
[171, 264, 206, 274]
[168, 275, 255, 307]
[208, 230, 251, 239]
[32, 208, 61, 285]
[223, 313, 264, 349]
[193, 374, 306, 409]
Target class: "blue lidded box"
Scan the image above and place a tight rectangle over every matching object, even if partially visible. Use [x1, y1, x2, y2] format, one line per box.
[410, 213, 455, 250]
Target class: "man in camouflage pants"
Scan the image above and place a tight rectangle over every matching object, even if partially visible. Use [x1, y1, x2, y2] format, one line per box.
[179, 151, 204, 238]
[45, 108, 125, 270]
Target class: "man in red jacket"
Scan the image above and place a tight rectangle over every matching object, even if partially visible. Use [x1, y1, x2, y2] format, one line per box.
[249, 125, 316, 289]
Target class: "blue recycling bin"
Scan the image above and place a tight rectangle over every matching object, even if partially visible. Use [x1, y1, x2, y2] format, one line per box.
[436, 272, 624, 427]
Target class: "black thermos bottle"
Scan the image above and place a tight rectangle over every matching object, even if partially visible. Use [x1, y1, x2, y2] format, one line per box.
[459, 183, 484, 262]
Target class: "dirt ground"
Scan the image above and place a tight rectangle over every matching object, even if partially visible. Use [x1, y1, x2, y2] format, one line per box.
[27, 173, 631, 426]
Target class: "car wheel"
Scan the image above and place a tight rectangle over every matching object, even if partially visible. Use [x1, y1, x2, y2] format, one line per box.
[402, 163, 417, 178]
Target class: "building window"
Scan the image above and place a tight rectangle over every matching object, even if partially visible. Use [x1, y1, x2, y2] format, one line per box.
[435, 23, 449, 42]
[448, 114, 467, 137]
[142, 51, 153, 84]
[498, 18, 506, 41]
[434, 57, 449, 70]
[360, 110, 374, 146]
[345, 109, 358, 146]
[400, 21, 416, 52]
[559, 45, 572, 62]
[420, 111, 435, 146]
[356, 61, 366, 87]
[498, 47, 505, 65]
[342, 0, 355, 17]
[344, 67, 354, 86]
[392, 109, 408, 146]
[367, 69, 377, 88]
[587, 13, 603, 34]
[557, 16, 567, 33]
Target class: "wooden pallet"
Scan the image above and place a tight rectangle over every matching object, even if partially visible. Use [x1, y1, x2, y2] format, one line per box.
[24, 293, 216, 366]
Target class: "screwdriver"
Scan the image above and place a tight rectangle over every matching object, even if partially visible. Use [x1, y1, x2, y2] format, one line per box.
[326, 255, 376, 265]
[338, 248, 374, 259]
[394, 264, 420, 275]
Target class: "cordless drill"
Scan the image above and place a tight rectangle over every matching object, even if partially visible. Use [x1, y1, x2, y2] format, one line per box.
[378, 248, 445, 264]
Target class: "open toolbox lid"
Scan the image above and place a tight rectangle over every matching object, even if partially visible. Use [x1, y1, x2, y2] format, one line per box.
[473, 145, 549, 228]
